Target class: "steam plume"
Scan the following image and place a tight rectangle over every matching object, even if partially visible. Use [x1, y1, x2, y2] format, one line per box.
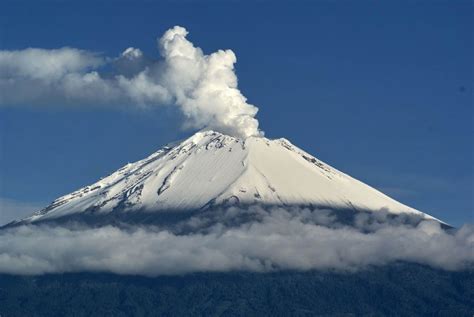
[0, 26, 262, 138]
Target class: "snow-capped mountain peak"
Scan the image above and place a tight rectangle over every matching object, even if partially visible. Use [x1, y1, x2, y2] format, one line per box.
[21, 130, 435, 223]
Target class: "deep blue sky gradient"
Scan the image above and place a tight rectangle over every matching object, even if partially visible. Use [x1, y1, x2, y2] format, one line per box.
[0, 1, 472, 226]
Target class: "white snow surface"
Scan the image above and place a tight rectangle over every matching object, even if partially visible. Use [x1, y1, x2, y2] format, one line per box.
[22, 131, 436, 223]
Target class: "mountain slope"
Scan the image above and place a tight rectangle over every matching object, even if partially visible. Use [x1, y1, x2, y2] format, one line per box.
[18, 131, 435, 224]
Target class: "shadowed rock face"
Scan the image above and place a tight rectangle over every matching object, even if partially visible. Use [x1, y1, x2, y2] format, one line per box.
[4, 203, 447, 232]
[11, 130, 439, 227]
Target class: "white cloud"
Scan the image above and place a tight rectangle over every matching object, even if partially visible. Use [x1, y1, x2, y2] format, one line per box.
[0, 26, 262, 138]
[0, 207, 472, 276]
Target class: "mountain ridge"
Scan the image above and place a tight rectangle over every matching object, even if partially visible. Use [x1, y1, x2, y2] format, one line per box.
[12, 130, 438, 225]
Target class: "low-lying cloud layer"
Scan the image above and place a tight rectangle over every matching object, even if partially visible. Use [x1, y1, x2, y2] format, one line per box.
[0, 207, 472, 276]
[0, 26, 261, 138]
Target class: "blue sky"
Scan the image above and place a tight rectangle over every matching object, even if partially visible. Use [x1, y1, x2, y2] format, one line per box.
[0, 1, 472, 226]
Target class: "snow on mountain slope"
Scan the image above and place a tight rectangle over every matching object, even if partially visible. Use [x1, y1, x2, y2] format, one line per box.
[20, 131, 435, 224]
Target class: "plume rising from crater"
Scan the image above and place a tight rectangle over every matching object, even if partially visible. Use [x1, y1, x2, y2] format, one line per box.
[0, 26, 262, 138]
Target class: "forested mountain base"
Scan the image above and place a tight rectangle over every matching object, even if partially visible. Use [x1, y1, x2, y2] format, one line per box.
[1, 263, 473, 317]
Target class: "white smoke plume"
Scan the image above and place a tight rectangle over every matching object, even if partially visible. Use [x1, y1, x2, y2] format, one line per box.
[0, 207, 472, 276]
[0, 26, 261, 138]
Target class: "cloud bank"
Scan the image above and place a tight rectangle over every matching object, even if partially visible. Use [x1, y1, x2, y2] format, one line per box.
[0, 207, 472, 276]
[0, 26, 261, 138]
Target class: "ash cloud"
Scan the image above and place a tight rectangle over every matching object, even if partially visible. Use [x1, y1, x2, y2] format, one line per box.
[0, 207, 472, 276]
[0, 26, 261, 138]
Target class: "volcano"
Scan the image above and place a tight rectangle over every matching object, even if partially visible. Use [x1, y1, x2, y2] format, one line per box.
[12, 131, 438, 226]
[4, 132, 473, 317]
